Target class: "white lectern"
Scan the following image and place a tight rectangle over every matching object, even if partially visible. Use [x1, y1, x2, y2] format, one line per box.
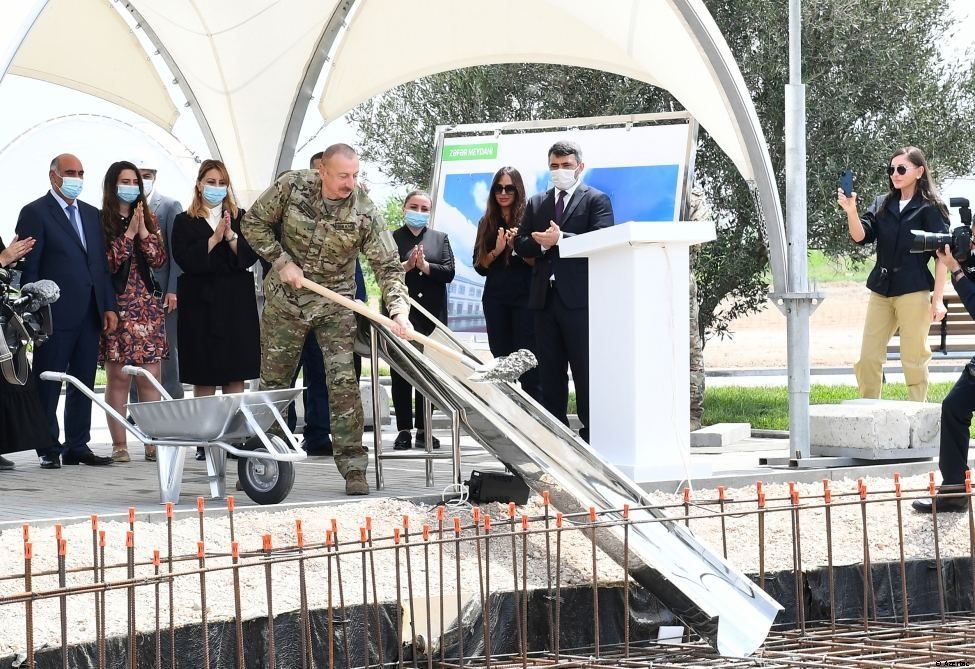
[559, 221, 716, 482]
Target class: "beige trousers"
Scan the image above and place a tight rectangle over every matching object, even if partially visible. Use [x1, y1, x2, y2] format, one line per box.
[854, 290, 932, 401]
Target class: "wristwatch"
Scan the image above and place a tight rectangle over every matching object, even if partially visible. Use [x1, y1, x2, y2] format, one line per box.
[228, 233, 238, 242]
[952, 268, 965, 281]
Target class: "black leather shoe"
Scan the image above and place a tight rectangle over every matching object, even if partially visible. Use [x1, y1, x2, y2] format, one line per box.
[393, 430, 412, 451]
[0, 455, 15, 471]
[912, 495, 970, 514]
[63, 452, 113, 466]
[39, 455, 61, 469]
[195, 447, 206, 461]
[414, 431, 441, 449]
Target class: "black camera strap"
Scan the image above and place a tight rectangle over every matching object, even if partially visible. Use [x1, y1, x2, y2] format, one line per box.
[0, 306, 30, 385]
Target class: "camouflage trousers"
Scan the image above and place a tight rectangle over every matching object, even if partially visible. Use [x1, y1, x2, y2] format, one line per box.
[260, 292, 366, 477]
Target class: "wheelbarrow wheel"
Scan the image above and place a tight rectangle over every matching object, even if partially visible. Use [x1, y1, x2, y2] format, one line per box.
[237, 436, 295, 505]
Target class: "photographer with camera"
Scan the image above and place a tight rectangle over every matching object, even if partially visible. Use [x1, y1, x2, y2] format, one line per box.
[838, 147, 950, 402]
[913, 198, 974, 513]
[0, 234, 54, 471]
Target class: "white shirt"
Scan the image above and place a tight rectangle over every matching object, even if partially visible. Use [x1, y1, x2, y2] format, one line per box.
[205, 206, 222, 231]
[899, 199, 910, 212]
[48, 187, 76, 220]
[541, 178, 582, 253]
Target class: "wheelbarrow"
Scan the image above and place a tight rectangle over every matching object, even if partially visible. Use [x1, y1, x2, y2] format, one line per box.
[39, 368, 306, 505]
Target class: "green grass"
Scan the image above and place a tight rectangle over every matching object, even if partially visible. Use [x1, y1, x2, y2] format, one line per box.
[702, 381, 961, 431]
[806, 250, 870, 284]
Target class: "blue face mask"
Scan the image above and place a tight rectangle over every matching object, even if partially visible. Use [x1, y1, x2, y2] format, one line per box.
[117, 184, 141, 204]
[404, 210, 430, 229]
[202, 185, 227, 207]
[59, 175, 83, 200]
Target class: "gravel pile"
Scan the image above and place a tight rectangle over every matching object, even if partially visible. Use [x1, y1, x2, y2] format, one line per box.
[0, 497, 622, 657]
[645, 473, 974, 574]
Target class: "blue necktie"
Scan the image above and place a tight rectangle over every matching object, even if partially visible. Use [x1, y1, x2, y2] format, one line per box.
[555, 190, 566, 226]
[66, 204, 86, 251]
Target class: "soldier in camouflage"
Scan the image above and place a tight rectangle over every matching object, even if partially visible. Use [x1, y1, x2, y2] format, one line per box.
[241, 143, 411, 495]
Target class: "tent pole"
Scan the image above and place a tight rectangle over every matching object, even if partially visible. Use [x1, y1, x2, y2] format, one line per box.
[777, 0, 822, 461]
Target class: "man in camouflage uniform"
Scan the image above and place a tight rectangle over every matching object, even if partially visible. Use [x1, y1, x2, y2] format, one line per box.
[242, 143, 410, 495]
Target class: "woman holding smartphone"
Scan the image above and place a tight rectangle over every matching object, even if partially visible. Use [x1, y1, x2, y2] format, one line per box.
[837, 146, 950, 402]
[172, 160, 260, 458]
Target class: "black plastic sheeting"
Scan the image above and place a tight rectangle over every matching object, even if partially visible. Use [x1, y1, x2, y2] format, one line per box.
[439, 584, 675, 658]
[3, 602, 401, 669]
[760, 556, 975, 626]
[5, 556, 973, 667]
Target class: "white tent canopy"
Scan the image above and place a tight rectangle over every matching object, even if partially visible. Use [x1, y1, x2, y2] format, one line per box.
[3, 0, 788, 291]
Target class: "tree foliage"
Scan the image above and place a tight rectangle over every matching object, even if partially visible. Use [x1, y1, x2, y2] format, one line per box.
[349, 0, 975, 339]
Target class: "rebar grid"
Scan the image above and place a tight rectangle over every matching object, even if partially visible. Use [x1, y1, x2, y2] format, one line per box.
[444, 617, 975, 669]
[1, 474, 974, 668]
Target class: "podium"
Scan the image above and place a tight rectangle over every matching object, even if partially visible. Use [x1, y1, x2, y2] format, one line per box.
[559, 221, 716, 482]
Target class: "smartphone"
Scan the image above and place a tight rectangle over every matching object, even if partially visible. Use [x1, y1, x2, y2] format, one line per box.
[839, 169, 854, 197]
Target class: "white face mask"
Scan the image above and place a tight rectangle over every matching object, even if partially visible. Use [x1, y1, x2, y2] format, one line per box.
[550, 168, 577, 191]
[142, 178, 154, 196]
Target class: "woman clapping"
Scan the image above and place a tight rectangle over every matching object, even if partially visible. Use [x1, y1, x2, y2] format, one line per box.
[171, 160, 260, 459]
[100, 161, 168, 463]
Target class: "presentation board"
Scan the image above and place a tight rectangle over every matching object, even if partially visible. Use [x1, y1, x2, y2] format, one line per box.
[430, 120, 693, 333]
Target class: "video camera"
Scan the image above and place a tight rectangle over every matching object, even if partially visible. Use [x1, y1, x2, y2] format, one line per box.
[910, 197, 973, 262]
[0, 268, 57, 385]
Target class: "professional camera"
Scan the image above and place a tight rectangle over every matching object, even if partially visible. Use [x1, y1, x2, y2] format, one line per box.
[910, 197, 973, 262]
[0, 269, 57, 385]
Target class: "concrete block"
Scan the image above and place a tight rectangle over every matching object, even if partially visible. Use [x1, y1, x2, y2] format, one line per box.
[810, 399, 940, 458]
[361, 380, 390, 429]
[691, 423, 751, 448]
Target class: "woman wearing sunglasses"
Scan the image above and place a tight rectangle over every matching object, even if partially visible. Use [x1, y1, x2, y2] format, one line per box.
[838, 146, 950, 401]
[473, 167, 542, 402]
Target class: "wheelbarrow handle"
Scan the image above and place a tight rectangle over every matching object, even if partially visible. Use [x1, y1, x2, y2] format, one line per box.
[39, 371, 151, 443]
[298, 277, 476, 369]
[122, 365, 172, 401]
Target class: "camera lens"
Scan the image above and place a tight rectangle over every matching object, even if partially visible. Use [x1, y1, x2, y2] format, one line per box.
[910, 230, 953, 254]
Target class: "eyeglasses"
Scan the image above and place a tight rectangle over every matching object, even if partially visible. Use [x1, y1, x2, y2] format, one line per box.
[887, 164, 917, 176]
[493, 184, 517, 194]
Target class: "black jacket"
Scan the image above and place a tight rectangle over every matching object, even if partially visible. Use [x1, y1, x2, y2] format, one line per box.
[514, 184, 614, 310]
[856, 193, 949, 296]
[472, 217, 533, 304]
[391, 226, 454, 334]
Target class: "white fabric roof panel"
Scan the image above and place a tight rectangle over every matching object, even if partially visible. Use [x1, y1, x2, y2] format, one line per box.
[9, 0, 179, 131]
[319, 0, 752, 180]
[126, 0, 339, 201]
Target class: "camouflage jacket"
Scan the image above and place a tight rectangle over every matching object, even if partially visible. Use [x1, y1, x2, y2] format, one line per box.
[241, 170, 409, 318]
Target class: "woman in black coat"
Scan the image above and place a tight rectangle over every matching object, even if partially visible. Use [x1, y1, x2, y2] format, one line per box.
[387, 190, 455, 450]
[473, 166, 542, 402]
[0, 234, 53, 468]
[171, 159, 260, 415]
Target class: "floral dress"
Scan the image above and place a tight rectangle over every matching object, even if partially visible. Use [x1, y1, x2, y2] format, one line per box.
[99, 230, 169, 365]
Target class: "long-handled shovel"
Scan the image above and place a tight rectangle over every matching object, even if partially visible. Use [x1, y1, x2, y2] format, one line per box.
[299, 277, 536, 383]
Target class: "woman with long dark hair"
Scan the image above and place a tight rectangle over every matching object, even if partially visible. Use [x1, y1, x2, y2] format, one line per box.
[473, 166, 541, 401]
[171, 160, 260, 459]
[838, 146, 950, 402]
[100, 160, 168, 462]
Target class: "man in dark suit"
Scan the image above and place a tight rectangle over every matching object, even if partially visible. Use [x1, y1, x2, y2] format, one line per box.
[15, 154, 117, 468]
[127, 160, 184, 403]
[515, 141, 614, 443]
